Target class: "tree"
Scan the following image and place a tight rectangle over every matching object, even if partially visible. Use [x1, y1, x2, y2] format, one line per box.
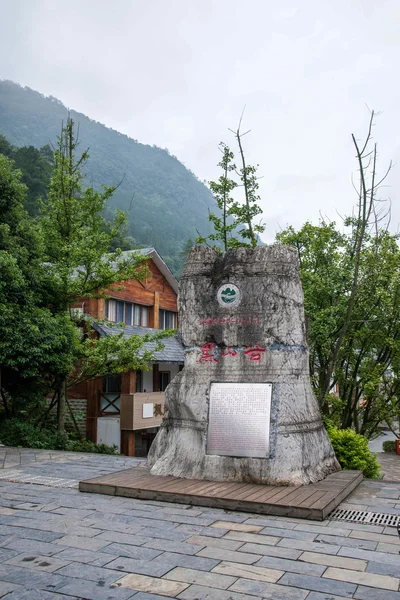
[197, 118, 265, 250]
[0, 153, 77, 418]
[39, 119, 172, 431]
[276, 111, 399, 437]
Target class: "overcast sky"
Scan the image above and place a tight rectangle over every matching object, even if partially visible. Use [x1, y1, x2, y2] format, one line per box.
[1, 0, 399, 241]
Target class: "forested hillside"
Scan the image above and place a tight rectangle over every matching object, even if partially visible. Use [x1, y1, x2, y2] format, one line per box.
[0, 80, 215, 273]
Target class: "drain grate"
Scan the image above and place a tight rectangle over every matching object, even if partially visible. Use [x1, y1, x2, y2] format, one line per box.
[0, 471, 78, 488]
[330, 508, 400, 528]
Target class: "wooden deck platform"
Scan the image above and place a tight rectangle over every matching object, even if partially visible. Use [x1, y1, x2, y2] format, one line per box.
[79, 467, 362, 521]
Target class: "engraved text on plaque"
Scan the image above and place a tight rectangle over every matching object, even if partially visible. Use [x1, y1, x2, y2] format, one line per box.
[207, 383, 272, 458]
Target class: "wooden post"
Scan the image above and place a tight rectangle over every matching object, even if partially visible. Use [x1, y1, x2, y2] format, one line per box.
[153, 291, 160, 328]
[120, 371, 137, 456]
[121, 430, 135, 456]
[86, 377, 102, 443]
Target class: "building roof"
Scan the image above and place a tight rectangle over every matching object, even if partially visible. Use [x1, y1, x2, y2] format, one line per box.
[92, 322, 184, 364]
[119, 248, 178, 294]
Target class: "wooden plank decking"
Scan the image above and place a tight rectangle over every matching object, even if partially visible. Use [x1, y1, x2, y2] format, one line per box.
[79, 467, 363, 521]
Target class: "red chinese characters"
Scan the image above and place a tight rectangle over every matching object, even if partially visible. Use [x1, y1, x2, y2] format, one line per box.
[244, 344, 266, 362]
[199, 342, 218, 363]
[221, 347, 238, 357]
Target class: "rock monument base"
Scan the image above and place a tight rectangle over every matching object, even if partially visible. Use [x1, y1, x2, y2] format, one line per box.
[148, 245, 340, 485]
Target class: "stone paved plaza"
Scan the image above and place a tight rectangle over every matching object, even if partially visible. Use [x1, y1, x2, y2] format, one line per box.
[0, 449, 399, 599]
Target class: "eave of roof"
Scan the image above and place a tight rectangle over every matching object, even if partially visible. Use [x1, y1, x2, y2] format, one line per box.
[92, 321, 184, 364]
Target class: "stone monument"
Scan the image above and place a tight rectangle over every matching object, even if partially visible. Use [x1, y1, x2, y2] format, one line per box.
[148, 245, 340, 485]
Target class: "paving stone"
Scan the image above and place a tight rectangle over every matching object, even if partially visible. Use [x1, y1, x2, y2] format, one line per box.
[306, 593, 354, 600]
[0, 548, 19, 563]
[104, 556, 176, 577]
[55, 578, 136, 599]
[293, 523, 352, 537]
[260, 527, 316, 540]
[349, 529, 400, 545]
[95, 531, 151, 546]
[224, 531, 282, 546]
[117, 573, 189, 596]
[0, 525, 62, 543]
[163, 566, 237, 589]
[195, 546, 261, 564]
[354, 585, 400, 600]
[175, 524, 228, 538]
[338, 546, 400, 566]
[5, 554, 71, 572]
[278, 572, 356, 597]
[2, 591, 79, 599]
[56, 560, 126, 585]
[225, 542, 302, 560]
[138, 527, 192, 542]
[177, 583, 259, 600]
[134, 594, 180, 600]
[210, 521, 263, 533]
[376, 542, 400, 554]
[0, 564, 68, 591]
[143, 538, 205, 555]
[299, 551, 367, 572]
[229, 577, 309, 599]
[185, 534, 243, 551]
[3, 539, 64, 556]
[255, 554, 326, 576]
[278, 538, 340, 554]
[245, 518, 298, 529]
[53, 534, 110, 551]
[101, 542, 162, 560]
[50, 547, 118, 567]
[326, 521, 385, 534]
[150, 551, 220, 573]
[0, 582, 21, 597]
[366, 560, 400, 578]
[323, 566, 400, 591]
[211, 560, 284, 583]
[315, 534, 377, 551]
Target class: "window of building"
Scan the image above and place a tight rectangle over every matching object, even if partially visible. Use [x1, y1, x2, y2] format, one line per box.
[136, 370, 143, 393]
[105, 299, 149, 327]
[100, 374, 121, 413]
[159, 309, 178, 329]
[159, 371, 171, 392]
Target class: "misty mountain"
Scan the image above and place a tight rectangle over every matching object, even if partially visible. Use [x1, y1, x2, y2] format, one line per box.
[0, 80, 216, 273]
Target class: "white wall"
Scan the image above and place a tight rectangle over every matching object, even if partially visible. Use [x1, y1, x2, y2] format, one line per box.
[97, 417, 120, 451]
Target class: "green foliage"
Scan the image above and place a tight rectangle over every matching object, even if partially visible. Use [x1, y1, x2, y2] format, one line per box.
[382, 440, 396, 452]
[0, 418, 118, 454]
[197, 127, 265, 250]
[0, 80, 218, 274]
[0, 133, 53, 216]
[277, 221, 400, 438]
[327, 425, 381, 478]
[0, 153, 77, 414]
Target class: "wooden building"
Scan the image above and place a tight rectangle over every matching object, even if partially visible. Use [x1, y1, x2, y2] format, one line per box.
[68, 248, 184, 456]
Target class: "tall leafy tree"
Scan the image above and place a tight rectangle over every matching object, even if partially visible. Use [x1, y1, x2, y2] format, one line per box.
[0, 153, 77, 417]
[39, 119, 170, 431]
[197, 118, 265, 250]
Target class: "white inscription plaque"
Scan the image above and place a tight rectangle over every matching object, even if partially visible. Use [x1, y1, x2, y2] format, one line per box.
[207, 383, 272, 458]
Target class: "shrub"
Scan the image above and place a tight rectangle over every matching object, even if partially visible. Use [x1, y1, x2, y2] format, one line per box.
[382, 440, 396, 453]
[327, 425, 381, 479]
[0, 418, 118, 455]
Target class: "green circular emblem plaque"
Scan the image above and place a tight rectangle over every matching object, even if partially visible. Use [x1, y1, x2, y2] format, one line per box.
[217, 283, 241, 308]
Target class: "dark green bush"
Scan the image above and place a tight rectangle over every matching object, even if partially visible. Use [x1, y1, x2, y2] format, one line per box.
[382, 440, 396, 453]
[327, 425, 381, 479]
[0, 419, 118, 455]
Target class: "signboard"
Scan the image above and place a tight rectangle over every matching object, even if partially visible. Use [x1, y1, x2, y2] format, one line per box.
[207, 383, 272, 458]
